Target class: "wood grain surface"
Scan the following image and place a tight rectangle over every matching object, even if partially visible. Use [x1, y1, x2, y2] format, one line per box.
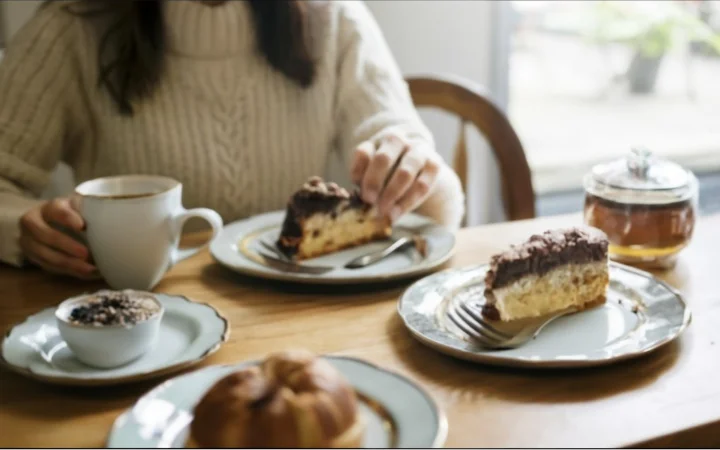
[1, 214, 719, 448]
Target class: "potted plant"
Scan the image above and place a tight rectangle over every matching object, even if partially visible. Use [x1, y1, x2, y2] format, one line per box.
[590, 1, 720, 94]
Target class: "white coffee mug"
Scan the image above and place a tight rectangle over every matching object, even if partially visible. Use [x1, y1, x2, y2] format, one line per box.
[75, 175, 223, 290]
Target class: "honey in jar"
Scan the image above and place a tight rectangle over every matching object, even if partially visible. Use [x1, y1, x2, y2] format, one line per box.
[583, 148, 698, 269]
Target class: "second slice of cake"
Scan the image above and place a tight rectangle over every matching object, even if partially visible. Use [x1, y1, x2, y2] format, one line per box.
[482, 227, 609, 322]
[277, 177, 392, 260]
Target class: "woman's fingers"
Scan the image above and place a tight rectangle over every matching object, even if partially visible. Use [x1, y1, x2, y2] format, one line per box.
[390, 163, 440, 221]
[361, 135, 407, 204]
[351, 134, 442, 221]
[378, 147, 438, 215]
[26, 254, 98, 280]
[42, 198, 85, 231]
[350, 141, 375, 185]
[20, 207, 89, 259]
[19, 234, 96, 278]
[376, 147, 427, 216]
[19, 197, 97, 280]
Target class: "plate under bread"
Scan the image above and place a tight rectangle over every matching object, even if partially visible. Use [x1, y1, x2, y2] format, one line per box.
[209, 211, 455, 284]
[106, 356, 447, 448]
[398, 262, 691, 368]
[0, 294, 228, 386]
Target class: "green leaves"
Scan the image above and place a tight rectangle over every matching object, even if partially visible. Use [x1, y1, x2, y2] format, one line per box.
[582, 1, 720, 57]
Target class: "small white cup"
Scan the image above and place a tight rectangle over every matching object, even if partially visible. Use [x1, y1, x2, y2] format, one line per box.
[75, 175, 223, 291]
[55, 291, 164, 369]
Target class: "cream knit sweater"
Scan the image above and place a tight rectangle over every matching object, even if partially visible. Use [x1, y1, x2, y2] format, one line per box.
[0, 1, 464, 267]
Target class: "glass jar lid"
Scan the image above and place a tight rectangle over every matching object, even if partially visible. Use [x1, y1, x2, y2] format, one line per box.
[585, 148, 697, 204]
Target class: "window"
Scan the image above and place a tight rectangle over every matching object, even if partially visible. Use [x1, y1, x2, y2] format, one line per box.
[506, 0, 720, 216]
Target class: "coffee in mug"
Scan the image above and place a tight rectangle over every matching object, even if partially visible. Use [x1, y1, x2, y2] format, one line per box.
[75, 175, 223, 290]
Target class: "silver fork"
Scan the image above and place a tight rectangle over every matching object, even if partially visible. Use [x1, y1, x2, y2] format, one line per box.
[447, 298, 575, 349]
[259, 239, 290, 261]
[255, 248, 335, 275]
[344, 236, 414, 269]
[255, 238, 334, 274]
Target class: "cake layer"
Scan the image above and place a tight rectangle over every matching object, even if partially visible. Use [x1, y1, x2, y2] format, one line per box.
[290, 209, 391, 260]
[278, 177, 391, 260]
[482, 261, 608, 322]
[485, 227, 608, 290]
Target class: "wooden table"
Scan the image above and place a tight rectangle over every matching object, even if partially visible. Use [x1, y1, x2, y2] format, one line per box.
[1, 214, 720, 448]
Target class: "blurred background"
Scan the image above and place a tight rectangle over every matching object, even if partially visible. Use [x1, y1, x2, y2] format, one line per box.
[507, 0, 720, 217]
[1, 0, 719, 225]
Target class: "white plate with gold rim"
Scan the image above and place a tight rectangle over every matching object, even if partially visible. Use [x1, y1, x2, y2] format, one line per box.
[106, 356, 447, 448]
[0, 294, 229, 386]
[398, 263, 691, 368]
[209, 211, 455, 284]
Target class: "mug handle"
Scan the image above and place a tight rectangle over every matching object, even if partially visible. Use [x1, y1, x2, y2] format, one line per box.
[169, 207, 224, 267]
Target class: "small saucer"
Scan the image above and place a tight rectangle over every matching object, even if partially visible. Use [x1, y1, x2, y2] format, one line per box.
[1, 294, 229, 386]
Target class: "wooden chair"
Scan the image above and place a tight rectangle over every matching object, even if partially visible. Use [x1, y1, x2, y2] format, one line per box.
[406, 74, 535, 222]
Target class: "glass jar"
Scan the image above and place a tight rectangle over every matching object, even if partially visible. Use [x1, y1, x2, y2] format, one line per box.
[583, 147, 698, 269]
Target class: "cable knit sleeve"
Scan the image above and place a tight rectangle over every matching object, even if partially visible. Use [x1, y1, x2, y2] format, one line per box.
[332, 1, 464, 229]
[0, 5, 83, 267]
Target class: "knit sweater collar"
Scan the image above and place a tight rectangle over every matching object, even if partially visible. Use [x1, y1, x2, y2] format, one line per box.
[164, 1, 255, 59]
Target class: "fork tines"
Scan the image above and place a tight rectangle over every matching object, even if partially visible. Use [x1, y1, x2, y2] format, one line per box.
[259, 239, 289, 261]
[256, 249, 334, 274]
[447, 297, 513, 348]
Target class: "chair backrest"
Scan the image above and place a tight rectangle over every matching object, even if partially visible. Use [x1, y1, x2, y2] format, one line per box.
[406, 74, 535, 222]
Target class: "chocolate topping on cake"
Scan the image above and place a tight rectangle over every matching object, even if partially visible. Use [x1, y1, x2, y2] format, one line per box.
[277, 177, 373, 256]
[299, 176, 351, 201]
[283, 177, 368, 220]
[485, 227, 608, 289]
[481, 302, 501, 321]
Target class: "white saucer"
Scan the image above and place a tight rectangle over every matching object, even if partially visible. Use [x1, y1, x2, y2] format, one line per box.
[107, 356, 447, 448]
[1, 294, 229, 386]
[210, 211, 455, 284]
[398, 262, 691, 368]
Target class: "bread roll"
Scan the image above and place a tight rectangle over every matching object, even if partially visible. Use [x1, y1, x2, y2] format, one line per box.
[189, 350, 364, 448]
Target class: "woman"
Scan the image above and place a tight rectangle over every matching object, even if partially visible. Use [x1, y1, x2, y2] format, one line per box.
[0, 0, 464, 278]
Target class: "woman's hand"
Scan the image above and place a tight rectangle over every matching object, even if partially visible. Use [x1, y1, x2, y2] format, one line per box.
[350, 134, 441, 222]
[19, 197, 97, 279]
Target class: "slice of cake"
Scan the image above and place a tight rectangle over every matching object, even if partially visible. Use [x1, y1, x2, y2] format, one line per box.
[482, 227, 609, 322]
[277, 177, 392, 260]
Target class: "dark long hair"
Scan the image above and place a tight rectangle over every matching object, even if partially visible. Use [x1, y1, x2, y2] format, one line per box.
[59, 1, 319, 115]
